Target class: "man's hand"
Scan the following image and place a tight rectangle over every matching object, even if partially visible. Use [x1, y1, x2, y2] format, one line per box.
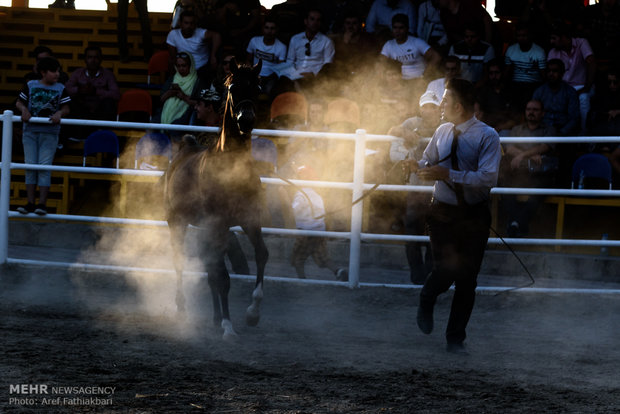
[510, 153, 525, 170]
[416, 165, 449, 181]
[49, 111, 62, 124]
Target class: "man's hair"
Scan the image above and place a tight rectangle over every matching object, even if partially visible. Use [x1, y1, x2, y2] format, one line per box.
[180, 10, 196, 21]
[305, 7, 322, 20]
[527, 99, 545, 111]
[547, 58, 566, 73]
[84, 45, 102, 57]
[391, 13, 408, 28]
[37, 56, 60, 74]
[33, 45, 52, 58]
[445, 78, 476, 113]
[550, 20, 571, 38]
[486, 57, 504, 71]
[263, 14, 277, 26]
[444, 55, 461, 70]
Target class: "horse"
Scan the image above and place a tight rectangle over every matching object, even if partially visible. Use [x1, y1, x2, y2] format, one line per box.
[164, 59, 268, 339]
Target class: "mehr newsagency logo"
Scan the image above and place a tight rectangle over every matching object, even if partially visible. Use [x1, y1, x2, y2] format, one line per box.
[8, 384, 115, 407]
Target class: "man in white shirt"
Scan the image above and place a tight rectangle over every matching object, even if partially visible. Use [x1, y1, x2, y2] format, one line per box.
[283, 8, 335, 86]
[166, 10, 221, 80]
[246, 16, 287, 96]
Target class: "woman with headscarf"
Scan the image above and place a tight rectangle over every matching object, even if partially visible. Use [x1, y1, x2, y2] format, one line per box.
[159, 51, 206, 124]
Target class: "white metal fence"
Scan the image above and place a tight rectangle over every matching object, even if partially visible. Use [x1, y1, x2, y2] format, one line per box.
[2, 110, 619, 288]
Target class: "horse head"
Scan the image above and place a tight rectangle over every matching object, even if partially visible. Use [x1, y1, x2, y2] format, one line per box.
[225, 58, 262, 136]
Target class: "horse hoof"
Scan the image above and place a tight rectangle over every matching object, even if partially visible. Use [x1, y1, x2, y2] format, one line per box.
[246, 304, 260, 326]
[221, 319, 238, 341]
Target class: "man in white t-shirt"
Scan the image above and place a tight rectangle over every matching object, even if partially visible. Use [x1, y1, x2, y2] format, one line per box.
[166, 10, 221, 80]
[283, 8, 335, 85]
[246, 16, 287, 96]
[380, 13, 441, 84]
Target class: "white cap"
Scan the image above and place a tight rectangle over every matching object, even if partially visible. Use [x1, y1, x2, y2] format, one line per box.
[419, 91, 441, 107]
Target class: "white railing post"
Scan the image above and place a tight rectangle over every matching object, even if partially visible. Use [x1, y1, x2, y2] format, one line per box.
[0, 110, 14, 264]
[348, 129, 366, 288]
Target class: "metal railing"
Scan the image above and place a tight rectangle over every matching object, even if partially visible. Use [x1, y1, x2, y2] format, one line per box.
[2, 110, 619, 288]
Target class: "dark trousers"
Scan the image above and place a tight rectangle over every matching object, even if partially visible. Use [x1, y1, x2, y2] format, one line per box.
[404, 192, 433, 284]
[117, 0, 153, 59]
[419, 201, 491, 344]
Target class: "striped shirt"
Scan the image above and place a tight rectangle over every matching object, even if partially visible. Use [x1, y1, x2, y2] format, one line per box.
[504, 43, 547, 84]
[18, 80, 70, 134]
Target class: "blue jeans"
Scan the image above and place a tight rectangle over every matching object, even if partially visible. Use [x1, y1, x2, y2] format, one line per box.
[22, 130, 58, 186]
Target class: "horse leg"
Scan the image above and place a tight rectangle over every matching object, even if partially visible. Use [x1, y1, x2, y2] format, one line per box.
[168, 220, 188, 314]
[242, 223, 269, 327]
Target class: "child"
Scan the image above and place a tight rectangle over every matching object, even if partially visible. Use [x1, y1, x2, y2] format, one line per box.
[290, 165, 347, 281]
[15, 56, 70, 215]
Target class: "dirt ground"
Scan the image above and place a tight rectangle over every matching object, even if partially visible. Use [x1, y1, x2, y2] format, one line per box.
[1, 263, 619, 413]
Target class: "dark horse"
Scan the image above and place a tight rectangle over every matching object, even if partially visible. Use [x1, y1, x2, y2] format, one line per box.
[164, 59, 268, 339]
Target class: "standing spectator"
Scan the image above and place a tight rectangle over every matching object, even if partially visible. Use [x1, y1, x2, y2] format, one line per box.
[380, 13, 441, 96]
[117, 0, 153, 62]
[366, 0, 418, 42]
[448, 24, 494, 86]
[166, 10, 222, 81]
[438, 0, 494, 48]
[281, 8, 335, 88]
[246, 16, 288, 97]
[414, 78, 501, 354]
[532, 59, 580, 136]
[504, 23, 546, 111]
[388, 90, 442, 284]
[64, 46, 120, 139]
[269, 0, 307, 46]
[290, 165, 348, 281]
[417, 0, 448, 53]
[501, 99, 558, 238]
[15, 57, 70, 216]
[547, 21, 597, 133]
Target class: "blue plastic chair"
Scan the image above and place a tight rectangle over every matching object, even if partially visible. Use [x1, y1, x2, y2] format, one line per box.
[571, 153, 612, 190]
[83, 130, 119, 168]
[134, 132, 172, 169]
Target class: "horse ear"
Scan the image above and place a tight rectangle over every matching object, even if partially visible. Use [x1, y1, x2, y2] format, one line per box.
[252, 59, 262, 77]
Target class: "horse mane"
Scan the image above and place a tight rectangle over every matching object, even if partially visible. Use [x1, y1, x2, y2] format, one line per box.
[217, 72, 237, 153]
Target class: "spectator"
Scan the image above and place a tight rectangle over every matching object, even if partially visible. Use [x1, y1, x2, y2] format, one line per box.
[366, 0, 418, 42]
[290, 165, 348, 281]
[64, 45, 120, 139]
[214, 0, 261, 56]
[582, 0, 620, 67]
[193, 87, 222, 148]
[438, 0, 494, 48]
[117, 0, 153, 62]
[23, 46, 69, 84]
[269, 0, 307, 46]
[380, 13, 441, 96]
[588, 68, 620, 139]
[417, 0, 448, 52]
[158, 52, 208, 125]
[532, 59, 580, 136]
[388, 90, 442, 284]
[281, 8, 335, 88]
[166, 10, 222, 81]
[448, 24, 494, 86]
[548, 21, 597, 133]
[246, 16, 288, 97]
[425, 55, 461, 100]
[501, 99, 558, 238]
[504, 23, 546, 111]
[210, 52, 235, 98]
[329, 10, 380, 77]
[15, 57, 70, 216]
[476, 59, 520, 133]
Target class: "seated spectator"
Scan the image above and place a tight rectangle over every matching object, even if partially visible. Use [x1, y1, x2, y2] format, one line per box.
[380, 13, 441, 97]
[210, 51, 235, 98]
[425, 55, 461, 101]
[504, 23, 546, 111]
[475, 59, 520, 133]
[279, 8, 335, 90]
[532, 59, 580, 136]
[64, 45, 120, 139]
[193, 87, 222, 148]
[24, 46, 69, 84]
[166, 10, 222, 82]
[387, 90, 441, 283]
[438, 0, 493, 48]
[588, 68, 620, 141]
[448, 24, 494, 86]
[15, 57, 70, 216]
[246, 16, 288, 97]
[214, 0, 261, 56]
[269, 0, 306, 46]
[500, 99, 558, 238]
[548, 21, 597, 133]
[158, 52, 208, 125]
[366, 0, 418, 42]
[330, 10, 380, 78]
[417, 0, 448, 53]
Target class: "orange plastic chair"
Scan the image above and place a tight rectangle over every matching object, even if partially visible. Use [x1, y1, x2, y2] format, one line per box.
[147, 50, 170, 86]
[117, 89, 153, 122]
[324, 98, 360, 128]
[270, 92, 308, 124]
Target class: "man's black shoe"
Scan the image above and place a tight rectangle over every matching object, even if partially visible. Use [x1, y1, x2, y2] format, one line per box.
[446, 342, 469, 355]
[416, 305, 433, 334]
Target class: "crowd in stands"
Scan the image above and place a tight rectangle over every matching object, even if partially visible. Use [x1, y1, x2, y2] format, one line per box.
[13, 0, 620, 237]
